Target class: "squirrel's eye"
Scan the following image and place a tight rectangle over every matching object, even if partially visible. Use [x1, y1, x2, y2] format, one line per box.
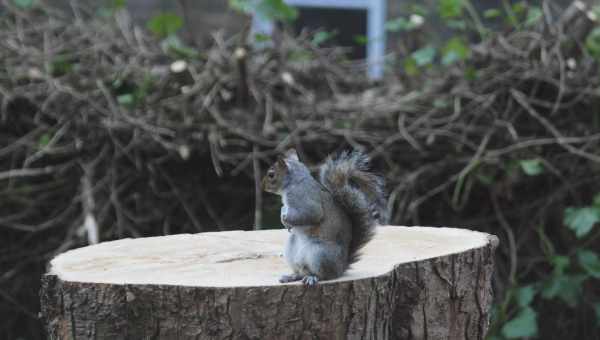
[267, 170, 275, 179]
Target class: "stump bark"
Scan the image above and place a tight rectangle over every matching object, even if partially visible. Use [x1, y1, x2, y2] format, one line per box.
[40, 226, 498, 339]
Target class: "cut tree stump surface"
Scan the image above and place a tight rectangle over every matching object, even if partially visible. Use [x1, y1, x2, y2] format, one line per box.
[50, 226, 491, 287]
[42, 226, 499, 339]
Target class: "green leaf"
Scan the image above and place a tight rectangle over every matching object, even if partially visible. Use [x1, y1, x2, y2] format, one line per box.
[312, 31, 335, 46]
[512, 2, 527, 16]
[354, 35, 368, 45]
[49, 55, 73, 77]
[255, 0, 297, 22]
[442, 37, 470, 65]
[484, 8, 502, 19]
[13, 0, 34, 9]
[161, 35, 199, 59]
[446, 19, 467, 30]
[564, 206, 600, 238]
[229, 0, 253, 13]
[518, 159, 544, 176]
[593, 193, 600, 207]
[525, 6, 542, 27]
[515, 285, 536, 308]
[385, 17, 411, 32]
[38, 133, 51, 148]
[541, 274, 585, 307]
[465, 66, 478, 80]
[439, 0, 463, 19]
[577, 249, 600, 279]
[501, 306, 537, 339]
[147, 12, 183, 38]
[411, 46, 436, 66]
[254, 33, 271, 43]
[551, 255, 570, 276]
[111, 0, 126, 9]
[403, 57, 419, 76]
[117, 94, 134, 107]
[587, 27, 600, 61]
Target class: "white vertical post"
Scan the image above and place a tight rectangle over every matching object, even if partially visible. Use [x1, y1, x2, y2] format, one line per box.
[251, 0, 387, 79]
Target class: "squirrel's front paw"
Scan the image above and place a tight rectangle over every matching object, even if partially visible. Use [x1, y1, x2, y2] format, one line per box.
[302, 275, 319, 286]
[279, 274, 302, 283]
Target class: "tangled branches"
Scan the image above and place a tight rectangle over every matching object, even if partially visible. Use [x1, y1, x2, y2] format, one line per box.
[0, 1, 599, 339]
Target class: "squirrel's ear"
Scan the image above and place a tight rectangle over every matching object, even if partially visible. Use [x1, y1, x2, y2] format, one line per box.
[284, 149, 299, 161]
[276, 157, 288, 169]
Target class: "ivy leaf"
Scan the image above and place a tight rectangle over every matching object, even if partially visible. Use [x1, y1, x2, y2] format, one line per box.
[385, 16, 422, 32]
[484, 8, 502, 19]
[255, 0, 298, 22]
[13, 0, 34, 9]
[564, 206, 600, 238]
[515, 285, 536, 308]
[518, 159, 543, 176]
[550, 255, 570, 276]
[411, 46, 436, 66]
[439, 0, 463, 19]
[442, 37, 470, 65]
[312, 31, 335, 46]
[403, 57, 419, 76]
[525, 6, 542, 27]
[354, 35, 368, 45]
[38, 133, 51, 148]
[541, 274, 585, 307]
[147, 12, 183, 38]
[593, 192, 600, 207]
[577, 249, 600, 279]
[254, 33, 271, 43]
[49, 55, 74, 77]
[501, 306, 538, 339]
[161, 35, 199, 59]
[117, 94, 134, 107]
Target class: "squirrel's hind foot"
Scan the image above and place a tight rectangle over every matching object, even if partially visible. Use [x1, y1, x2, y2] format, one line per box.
[279, 274, 303, 283]
[301, 275, 319, 286]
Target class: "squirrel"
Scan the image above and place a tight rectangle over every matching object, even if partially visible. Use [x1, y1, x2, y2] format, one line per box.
[261, 148, 387, 285]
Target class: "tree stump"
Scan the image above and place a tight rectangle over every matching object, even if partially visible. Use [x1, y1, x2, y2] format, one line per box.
[40, 226, 498, 339]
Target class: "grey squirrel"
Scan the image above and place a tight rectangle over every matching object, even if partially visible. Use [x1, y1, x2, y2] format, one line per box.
[262, 148, 387, 285]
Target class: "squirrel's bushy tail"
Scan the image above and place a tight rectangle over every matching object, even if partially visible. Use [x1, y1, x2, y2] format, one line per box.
[319, 150, 388, 266]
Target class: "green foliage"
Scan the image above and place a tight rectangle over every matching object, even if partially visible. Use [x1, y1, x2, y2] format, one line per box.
[541, 274, 585, 307]
[441, 37, 469, 65]
[385, 17, 422, 32]
[577, 249, 600, 279]
[147, 12, 183, 38]
[484, 8, 502, 19]
[403, 57, 419, 76]
[439, 0, 463, 19]
[13, 0, 34, 9]
[311, 31, 336, 46]
[38, 133, 50, 149]
[524, 6, 542, 27]
[160, 35, 199, 59]
[230, 0, 297, 22]
[586, 27, 600, 61]
[353, 35, 368, 45]
[49, 55, 74, 77]
[411, 46, 436, 66]
[564, 206, 600, 238]
[254, 33, 271, 43]
[518, 159, 543, 176]
[515, 285, 536, 308]
[501, 306, 538, 339]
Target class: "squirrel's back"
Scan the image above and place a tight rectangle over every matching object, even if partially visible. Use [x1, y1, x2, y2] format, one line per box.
[319, 150, 387, 266]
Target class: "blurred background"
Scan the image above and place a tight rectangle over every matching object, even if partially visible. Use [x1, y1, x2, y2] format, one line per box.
[1, 0, 599, 339]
